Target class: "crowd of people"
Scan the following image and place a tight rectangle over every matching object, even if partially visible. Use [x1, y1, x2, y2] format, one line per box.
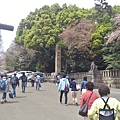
[0, 72, 120, 120]
[56, 73, 120, 120]
[0, 72, 41, 104]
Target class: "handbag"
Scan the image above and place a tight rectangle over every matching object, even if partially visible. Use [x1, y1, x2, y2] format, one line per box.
[79, 92, 93, 116]
[64, 79, 69, 92]
[76, 84, 80, 91]
[65, 86, 69, 92]
[35, 78, 38, 82]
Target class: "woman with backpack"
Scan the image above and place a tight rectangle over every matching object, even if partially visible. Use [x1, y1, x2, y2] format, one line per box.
[0, 74, 10, 104]
[10, 73, 19, 97]
[20, 72, 27, 93]
[88, 84, 120, 120]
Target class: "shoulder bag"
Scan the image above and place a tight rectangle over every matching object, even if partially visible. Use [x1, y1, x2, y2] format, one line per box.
[79, 92, 93, 116]
[64, 79, 69, 92]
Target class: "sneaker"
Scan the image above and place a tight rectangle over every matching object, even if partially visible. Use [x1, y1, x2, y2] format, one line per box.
[4, 100, 7, 102]
[1, 102, 4, 104]
[59, 101, 62, 104]
[65, 104, 67, 106]
[73, 103, 75, 105]
[1, 101, 4, 104]
[75, 103, 78, 106]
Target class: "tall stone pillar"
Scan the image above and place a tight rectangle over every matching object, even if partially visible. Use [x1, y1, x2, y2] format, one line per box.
[55, 44, 61, 74]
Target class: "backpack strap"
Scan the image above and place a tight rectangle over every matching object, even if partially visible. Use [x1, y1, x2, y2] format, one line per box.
[101, 97, 111, 109]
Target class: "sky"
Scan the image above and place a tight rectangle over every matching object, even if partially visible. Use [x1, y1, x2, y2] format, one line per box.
[0, 0, 120, 51]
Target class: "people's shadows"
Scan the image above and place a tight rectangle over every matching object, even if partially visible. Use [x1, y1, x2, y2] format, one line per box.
[15, 96, 27, 98]
[35, 89, 46, 91]
[25, 92, 33, 93]
[5, 101, 19, 104]
[66, 103, 79, 106]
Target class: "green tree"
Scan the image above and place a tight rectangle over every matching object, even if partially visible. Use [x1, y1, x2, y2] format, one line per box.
[60, 18, 95, 72]
[94, 0, 113, 23]
[14, 3, 91, 72]
[103, 14, 120, 69]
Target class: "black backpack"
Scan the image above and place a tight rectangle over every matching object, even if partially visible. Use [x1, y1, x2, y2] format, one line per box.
[99, 97, 115, 120]
[11, 76, 17, 85]
[22, 76, 27, 82]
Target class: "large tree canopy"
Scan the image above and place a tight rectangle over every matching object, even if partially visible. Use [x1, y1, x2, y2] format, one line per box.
[14, 3, 91, 72]
[8, 3, 120, 72]
[59, 18, 96, 72]
[60, 18, 95, 51]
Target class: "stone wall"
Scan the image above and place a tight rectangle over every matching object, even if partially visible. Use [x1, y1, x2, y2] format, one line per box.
[45, 69, 120, 88]
[101, 69, 120, 88]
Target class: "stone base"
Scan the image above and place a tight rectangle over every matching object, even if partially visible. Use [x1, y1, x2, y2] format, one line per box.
[93, 82, 105, 89]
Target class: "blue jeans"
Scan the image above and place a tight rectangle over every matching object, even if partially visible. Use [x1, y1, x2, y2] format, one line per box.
[36, 82, 40, 91]
[22, 82, 26, 92]
[2, 92, 7, 100]
[12, 84, 17, 97]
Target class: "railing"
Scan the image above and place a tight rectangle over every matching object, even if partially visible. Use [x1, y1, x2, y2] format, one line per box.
[45, 69, 120, 88]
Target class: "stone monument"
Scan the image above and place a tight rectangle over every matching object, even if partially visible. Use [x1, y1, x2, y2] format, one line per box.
[55, 44, 61, 75]
[87, 61, 104, 88]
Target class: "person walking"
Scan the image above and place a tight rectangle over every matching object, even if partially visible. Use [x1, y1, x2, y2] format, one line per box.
[58, 74, 70, 106]
[55, 73, 61, 86]
[36, 73, 41, 91]
[0, 74, 10, 104]
[10, 73, 19, 97]
[30, 72, 36, 87]
[54, 74, 58, 86]
[80, 76, 88, 94]
[88, 84, 120, 120]
[70, 78, 78, 106]
[80, 81, 99, 120]
[20, 72, 27, 93]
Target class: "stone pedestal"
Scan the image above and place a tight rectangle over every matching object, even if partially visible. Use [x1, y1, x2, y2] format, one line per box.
[55, 44, 61, 75]
[87, 62, 104, 88]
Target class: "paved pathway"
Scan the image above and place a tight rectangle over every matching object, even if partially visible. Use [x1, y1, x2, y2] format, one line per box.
[0, 82, 120, 120]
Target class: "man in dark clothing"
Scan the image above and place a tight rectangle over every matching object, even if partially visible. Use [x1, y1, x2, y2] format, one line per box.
[20, 72, 27, 93]
[10, 73, 19, 97]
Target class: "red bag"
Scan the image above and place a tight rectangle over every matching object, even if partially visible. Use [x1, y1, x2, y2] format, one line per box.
[64, 86, 69, 92]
